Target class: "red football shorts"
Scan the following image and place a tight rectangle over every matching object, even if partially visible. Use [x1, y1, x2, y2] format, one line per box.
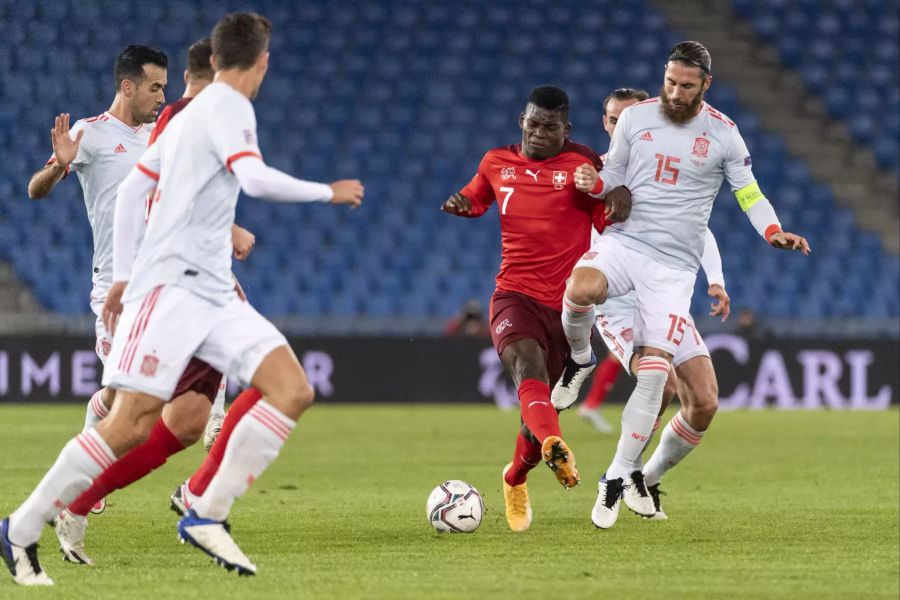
[489, 290, 568, 386]
[171, 358, 222, 403]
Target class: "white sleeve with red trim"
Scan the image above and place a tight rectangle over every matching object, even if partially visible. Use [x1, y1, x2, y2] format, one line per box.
[208, 94, 332, 202]
[700, 227, 725, 288]
[230, 158, 333, 202]
[591, 106, 631, 198]
[112, 146, 159, 281]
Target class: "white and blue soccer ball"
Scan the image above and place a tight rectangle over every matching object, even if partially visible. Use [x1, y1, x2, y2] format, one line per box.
[426, 480, 484, 533]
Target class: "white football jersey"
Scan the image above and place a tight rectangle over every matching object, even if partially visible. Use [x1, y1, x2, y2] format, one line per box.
[54, 113, 152, 292]
[125, 82, 261, 305]
[598, 98, 755, 272]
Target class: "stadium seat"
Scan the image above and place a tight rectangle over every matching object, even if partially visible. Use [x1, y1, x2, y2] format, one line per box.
[0, 0, 895, 323]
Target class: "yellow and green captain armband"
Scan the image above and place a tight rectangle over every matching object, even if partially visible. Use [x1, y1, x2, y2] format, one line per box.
[735, 181, 765, 211]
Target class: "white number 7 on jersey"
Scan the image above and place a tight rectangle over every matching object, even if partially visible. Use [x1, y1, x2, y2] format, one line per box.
[499, 186, 514, 215]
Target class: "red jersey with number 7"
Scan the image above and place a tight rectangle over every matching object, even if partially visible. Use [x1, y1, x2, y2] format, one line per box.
[459, 141, 607, 310]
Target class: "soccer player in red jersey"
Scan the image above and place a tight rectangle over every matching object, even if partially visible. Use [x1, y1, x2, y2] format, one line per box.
[442, 86, 630, 532]
[51, 38, 261, 566]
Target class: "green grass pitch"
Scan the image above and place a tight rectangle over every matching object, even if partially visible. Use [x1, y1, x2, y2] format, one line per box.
[0, 404, 897, 599]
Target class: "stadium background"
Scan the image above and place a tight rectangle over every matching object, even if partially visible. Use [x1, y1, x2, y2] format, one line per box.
[0, 0, 897, 407]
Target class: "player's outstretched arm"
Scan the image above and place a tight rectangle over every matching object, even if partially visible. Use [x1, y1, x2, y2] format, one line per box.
[440, 193, 474, 216]
[28, 113, 83, 199]
[231, 158, 363, 207]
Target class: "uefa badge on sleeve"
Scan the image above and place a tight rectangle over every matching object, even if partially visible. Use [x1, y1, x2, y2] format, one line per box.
[552, 170, 567, 190]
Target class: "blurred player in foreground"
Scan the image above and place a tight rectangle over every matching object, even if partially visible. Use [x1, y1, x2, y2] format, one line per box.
[52, 38, 261, 566]
[442, 85, 630, 532]
[2, 12, 363, 585]
[554, 41, 809, 529]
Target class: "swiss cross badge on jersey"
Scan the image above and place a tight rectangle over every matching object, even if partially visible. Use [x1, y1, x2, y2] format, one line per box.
[692, 137, 710, 158]
[552, 170, 568, 190]
[140, 355, 159, 377]
[500, 167, 516, 181]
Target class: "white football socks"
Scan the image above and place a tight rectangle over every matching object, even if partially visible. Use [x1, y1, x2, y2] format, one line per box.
[561, 296, 596, 365]
[83, 389, 110, 430]
[8, 428, 115, 547]
[635, 417, 662, 471]
[607, 357, 670, 480]
[643, 411, 705, 487]
[211, 378, 226, 418]
[192, 400, 295, 522]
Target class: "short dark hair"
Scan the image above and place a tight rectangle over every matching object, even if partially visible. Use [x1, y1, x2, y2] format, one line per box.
[527, 85, 569, 118]
[114, 45, 168, 91]
[186, 37, 214, 80]
[667, 41, 712, 75]
[603, 88, 650, 113]
[211, 12, 272, 70]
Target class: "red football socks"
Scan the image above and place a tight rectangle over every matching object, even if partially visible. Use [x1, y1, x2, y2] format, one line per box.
[517, 378, 561, 442]
[504, 431, 543, 487]
[187, 387, 263, 497]
[68, 419, 185, 516]
[583, 356, 623, 409]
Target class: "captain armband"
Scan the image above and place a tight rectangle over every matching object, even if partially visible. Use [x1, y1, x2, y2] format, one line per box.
[735, 181, 765, 211]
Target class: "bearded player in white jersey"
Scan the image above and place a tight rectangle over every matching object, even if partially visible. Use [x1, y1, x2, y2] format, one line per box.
[559, 87, 732, 521]
[2, 13, 363, 585]
[27, 45, 168, 436]
[553, 41, 809, 530]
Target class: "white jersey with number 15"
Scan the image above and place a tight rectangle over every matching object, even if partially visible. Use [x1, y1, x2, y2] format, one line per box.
[597, 98, 755, 273]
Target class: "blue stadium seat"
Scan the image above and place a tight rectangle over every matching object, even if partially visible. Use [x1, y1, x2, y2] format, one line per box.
[0, 0, 895, 323]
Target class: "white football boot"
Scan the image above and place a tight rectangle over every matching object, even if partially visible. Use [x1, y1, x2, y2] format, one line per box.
[53, 509, 93, 565]
[178, 510, 256, 576]
[551, 354, 597, 410]
[623, 471, 656, 517]
[1, 517, 54, 586]
[203, 412, 225, 453]
[591, 475, 624, 530]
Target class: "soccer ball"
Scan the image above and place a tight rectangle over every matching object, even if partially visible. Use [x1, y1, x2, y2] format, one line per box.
[426, 480, 484, 533]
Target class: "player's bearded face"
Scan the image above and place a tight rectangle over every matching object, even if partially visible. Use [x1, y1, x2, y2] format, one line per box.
[660, 64, 709, 125]
[519, 105, 570, 159]
[131, 64, 168, 123]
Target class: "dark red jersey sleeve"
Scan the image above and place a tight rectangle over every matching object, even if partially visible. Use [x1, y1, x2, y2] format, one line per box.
[148, 105, 173, 146]
[458, 153, 496, 218]
[148, 98, 193, 146]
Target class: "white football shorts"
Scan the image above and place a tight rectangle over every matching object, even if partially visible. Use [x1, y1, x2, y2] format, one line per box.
[103, 285, 286, 400]
[575, 234, 698, 356]
[595, 292, 709, 373]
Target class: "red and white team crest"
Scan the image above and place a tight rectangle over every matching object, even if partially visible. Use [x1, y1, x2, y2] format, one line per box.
[692, 137, 710, 158]
[621, 328, 634, 342]
[552, 170, 568, 189]
[140, 355, 159, 377]
[581, 251, 598, 260]
[500, 167, 516, 181]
